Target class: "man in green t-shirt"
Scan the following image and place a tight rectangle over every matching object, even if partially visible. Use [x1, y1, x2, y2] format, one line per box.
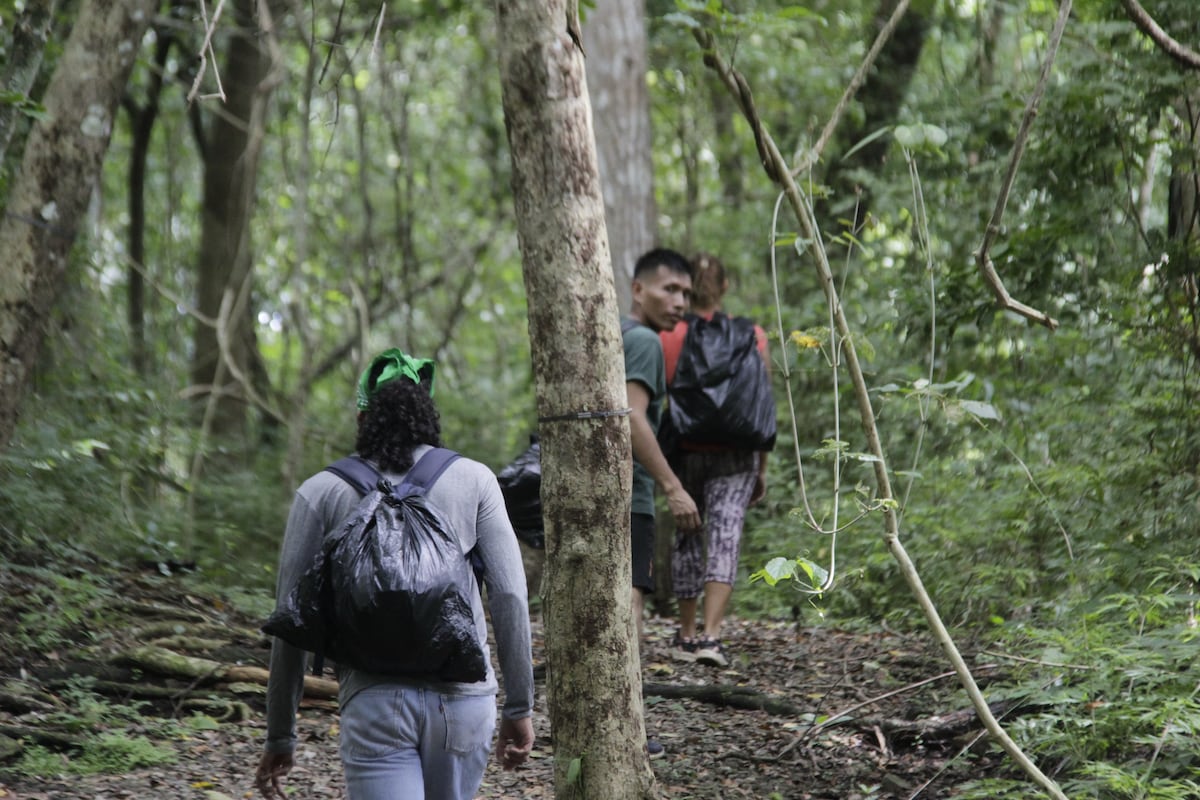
[621, 249, 702, 641]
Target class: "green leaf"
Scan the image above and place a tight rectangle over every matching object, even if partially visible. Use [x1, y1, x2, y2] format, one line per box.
[664, 12, 701, 29]
[841, 126, 893, 162]
[893, 124, 919, 148]
[960, 400, 1001, 421]
[566, 756, 582, 785]
[894, 123, 949, 152]
[751, 557, 797, 586]
[920, 123, 948, 148]
[796, 558, 829, 590]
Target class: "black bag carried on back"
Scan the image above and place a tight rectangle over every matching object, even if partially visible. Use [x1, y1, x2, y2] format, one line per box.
[263, 447, 487, 683]
[667, 311, 777, 451]
[496, 434, 544, 550]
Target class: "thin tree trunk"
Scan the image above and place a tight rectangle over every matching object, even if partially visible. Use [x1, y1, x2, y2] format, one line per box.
[190, 0, 280, 444]
[122, 29, 175, 378]
[582, 0, 656, 313]
[0, 0, 156, 452]
[495, 1, 657, 797]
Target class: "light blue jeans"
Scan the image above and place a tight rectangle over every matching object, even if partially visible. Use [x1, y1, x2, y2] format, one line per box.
[339, 685, 496, 800]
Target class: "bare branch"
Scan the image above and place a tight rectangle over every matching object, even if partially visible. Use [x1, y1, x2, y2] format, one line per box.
[973, 1, 1071, 331]
[794, 0, 912, 174]
[1119, 0, 1200, 72]
[188, 0, 228, 104]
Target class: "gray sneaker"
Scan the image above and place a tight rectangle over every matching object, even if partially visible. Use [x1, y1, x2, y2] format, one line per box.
[694, 638, 728, 667]
[670, 630, 698, 662]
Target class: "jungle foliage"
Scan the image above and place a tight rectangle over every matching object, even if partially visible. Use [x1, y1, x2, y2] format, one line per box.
[3, 0, 1200, 795]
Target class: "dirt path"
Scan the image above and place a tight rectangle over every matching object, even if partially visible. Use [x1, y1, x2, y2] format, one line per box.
[0, 568, 1003, 799]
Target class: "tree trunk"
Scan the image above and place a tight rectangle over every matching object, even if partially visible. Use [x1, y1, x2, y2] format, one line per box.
[581, 0, 656, 313]
[0, 0, 156, 452]
[190, 0, 279, 445]
[123, 28, 175, 378]
[1166, 95, 1200, 368]
[495, 2, 657, 798]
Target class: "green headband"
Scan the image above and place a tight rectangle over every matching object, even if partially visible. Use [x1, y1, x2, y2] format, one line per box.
[356, 349, 436, 409]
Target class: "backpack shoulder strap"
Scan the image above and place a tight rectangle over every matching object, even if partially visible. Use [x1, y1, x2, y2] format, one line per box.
[399, 447, 462, 495]
[324, 455, 383, 495]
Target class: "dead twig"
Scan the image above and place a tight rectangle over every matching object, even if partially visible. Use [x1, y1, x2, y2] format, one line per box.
[794, 0, 912, 174]
[973, 1, 1071, 331]
[187, 0, 227, 104]
[804, 666, 998, 740]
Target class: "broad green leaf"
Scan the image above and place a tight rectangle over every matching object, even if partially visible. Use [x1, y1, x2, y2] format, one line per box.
[893, 124, 919, 148]
[919, 123, 948, 147]
[960, 400, 1001, 421]
[751, 556, 797, 586]
[566, 756, 582, 785]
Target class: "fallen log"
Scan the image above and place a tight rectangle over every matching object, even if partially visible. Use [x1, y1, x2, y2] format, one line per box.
[855, 699, 1024, 744]
[0, 723, 84, 750]
[115, 645, 338, 700]
[0, 684, 60, 714]
[643, 681, 804, 716]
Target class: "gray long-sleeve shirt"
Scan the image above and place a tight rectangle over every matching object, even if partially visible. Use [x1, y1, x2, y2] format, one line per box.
[264, 444, 534, 754]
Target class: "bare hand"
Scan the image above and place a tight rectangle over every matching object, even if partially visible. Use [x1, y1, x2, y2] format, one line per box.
[665, 485, 701, 533]
[749, 473, 766, 505]
[496, 715, 534, 770]
[255, 751, 293, 799]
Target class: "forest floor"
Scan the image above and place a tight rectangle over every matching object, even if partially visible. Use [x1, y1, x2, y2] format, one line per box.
[0, 563, 1014, 799]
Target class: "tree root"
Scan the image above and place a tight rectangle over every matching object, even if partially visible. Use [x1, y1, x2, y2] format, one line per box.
[114, 644, 337, 699]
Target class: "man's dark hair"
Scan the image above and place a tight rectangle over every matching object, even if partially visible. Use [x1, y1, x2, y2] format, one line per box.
[355, 377, 442, 472]
[633, 248, 691, 281]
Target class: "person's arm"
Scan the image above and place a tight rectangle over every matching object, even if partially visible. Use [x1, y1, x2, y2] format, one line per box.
[263, 493, 323, 757]
[474, 467, 535, 768]
[258, 483, 348, 795]
[750, 451, 768, 505]
[750, 325, 772, 506]
[627, 379, 701, 531]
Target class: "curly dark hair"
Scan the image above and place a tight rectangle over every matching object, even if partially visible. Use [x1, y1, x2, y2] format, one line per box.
[354, 377, 442, 472]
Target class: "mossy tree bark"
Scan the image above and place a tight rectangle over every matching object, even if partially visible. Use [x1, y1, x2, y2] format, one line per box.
[495, 1, 657, 797]
[0, 0, 156, 452]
